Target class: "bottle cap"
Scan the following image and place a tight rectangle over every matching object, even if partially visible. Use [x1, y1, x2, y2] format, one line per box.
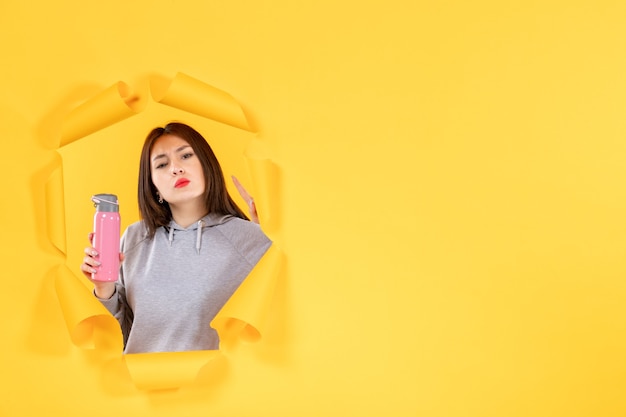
[92, 194, 119, 212]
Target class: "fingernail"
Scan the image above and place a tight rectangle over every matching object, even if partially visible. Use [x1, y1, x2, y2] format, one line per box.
[91, 250, 98, 256]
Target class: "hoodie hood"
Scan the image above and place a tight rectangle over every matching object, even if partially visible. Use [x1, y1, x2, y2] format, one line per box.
[166, 213, 234, 254]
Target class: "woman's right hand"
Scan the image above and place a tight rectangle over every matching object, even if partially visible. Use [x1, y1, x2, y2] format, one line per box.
[80, 233, 124, 300]
[232, 175, 259, 224]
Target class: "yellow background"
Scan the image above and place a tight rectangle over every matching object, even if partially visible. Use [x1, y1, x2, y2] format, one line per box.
[2, 1, 626, 416]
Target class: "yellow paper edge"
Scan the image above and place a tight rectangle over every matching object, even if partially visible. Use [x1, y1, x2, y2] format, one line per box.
[45, 159, 67, 254]
[150, 72, 252, 131]
[54, 264, 123, 352]
[60, 81, 143, 146]
[212, 244, 284, 345]
[124, 350, 221, 391]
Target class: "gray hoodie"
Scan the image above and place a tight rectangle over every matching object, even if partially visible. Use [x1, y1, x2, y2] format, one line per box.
[99, 213, 272, 354]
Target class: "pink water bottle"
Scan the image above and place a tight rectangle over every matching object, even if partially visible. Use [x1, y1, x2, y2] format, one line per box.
[91, 194, 120, 282]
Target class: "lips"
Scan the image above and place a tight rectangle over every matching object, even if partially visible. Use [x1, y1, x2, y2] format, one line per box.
[175, 178, 190, 188]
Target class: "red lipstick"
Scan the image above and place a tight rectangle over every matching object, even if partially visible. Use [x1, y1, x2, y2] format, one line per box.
[175, 178, 190, 188]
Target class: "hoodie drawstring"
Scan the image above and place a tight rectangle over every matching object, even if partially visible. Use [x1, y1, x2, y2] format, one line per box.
[166, 219, 205, 254]
[196, 220, 204, 254]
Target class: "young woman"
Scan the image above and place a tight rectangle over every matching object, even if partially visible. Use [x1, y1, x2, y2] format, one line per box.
[80, 122, 271, 354]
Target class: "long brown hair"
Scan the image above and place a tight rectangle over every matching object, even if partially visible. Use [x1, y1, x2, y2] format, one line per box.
[138, 122, 248, 238]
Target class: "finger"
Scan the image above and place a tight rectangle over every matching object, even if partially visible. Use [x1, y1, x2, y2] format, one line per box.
[232, 175, 260, 223]
[249, 200, 260, 224]
[84, 246, 98, 257]
[83, 255, 101, 268]
[81, 261, 97, 275]
[231, 175, 252, 201]
[88, 232, 94, 244]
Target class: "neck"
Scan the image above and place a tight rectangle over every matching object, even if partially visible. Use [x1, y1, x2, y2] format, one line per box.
[169, 202, 208, 228]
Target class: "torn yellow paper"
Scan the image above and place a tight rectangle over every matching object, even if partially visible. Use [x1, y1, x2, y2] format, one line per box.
[244, 151, 280, 232]
[45, 160, 66, 254]
[61, 81, 143, 146]
[212, 244, 284, 344]
[54, 264, 123, 352]
[124, 350, 221, 391]
[150, 72, 252, 131]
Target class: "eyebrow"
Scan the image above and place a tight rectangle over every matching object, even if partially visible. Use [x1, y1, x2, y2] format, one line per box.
[151, 145, 192, 161]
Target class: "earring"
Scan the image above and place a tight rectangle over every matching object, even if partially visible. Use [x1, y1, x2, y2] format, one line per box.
[157, 192, 164, 204]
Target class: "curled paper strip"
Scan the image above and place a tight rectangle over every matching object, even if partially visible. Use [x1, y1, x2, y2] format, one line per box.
[150, 72, 252, 131]
[244, 149, 280, 232]
[54, 264, 123, 352]
[45, 162, 66, 254]
[212, 244, 284, 344]
[60, 81, 143, 146]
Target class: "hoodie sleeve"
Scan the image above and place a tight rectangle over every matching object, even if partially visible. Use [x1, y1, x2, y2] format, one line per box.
[218, 218, 272, 268]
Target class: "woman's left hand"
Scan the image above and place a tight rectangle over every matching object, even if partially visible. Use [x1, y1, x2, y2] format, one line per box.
[232, 175, 259, 224]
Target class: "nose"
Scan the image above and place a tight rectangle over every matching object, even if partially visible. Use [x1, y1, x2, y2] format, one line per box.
[171, 164, 184, 175]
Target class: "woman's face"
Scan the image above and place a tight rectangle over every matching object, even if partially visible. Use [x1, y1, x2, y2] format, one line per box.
[150, 134, 206, 209]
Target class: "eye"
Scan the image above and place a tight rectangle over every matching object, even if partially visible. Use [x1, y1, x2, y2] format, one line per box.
[181, 152, 194, 160]
[154, 161, 168, 169]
